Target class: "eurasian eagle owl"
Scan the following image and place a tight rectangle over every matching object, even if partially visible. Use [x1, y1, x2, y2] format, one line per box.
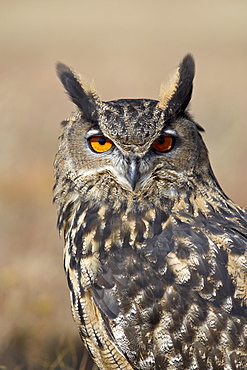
[54, 55, 247, 369]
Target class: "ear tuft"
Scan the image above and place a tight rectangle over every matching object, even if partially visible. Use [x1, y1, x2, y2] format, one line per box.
[56, 62, 101, 121]
[158, 54, 195, 115]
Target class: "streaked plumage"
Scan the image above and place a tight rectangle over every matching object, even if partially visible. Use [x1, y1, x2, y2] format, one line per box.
[54, 55, 247, 369]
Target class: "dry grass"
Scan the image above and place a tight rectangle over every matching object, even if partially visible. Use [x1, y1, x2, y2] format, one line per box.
[1, 1, 247, 368]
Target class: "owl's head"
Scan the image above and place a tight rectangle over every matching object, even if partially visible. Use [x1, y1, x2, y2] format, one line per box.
[55, 55, 214, 197]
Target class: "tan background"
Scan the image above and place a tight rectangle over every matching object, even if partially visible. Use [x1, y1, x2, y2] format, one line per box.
[1, 1, 247, 368]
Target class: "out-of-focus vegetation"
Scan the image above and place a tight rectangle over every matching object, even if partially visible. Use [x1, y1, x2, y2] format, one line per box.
[1, 1, 247, 368]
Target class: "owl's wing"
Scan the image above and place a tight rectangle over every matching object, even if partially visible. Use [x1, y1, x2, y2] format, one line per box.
[165, 205, 247, 316]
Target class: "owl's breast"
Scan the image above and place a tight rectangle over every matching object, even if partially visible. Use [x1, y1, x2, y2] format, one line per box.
[63, 196, 173, 286]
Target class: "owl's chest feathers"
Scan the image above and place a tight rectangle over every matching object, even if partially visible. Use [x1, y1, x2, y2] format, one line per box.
[63, 179, 213, 254]
[64, 187, 202, 283]
[63, 189, 169, 271]
[67, 197, 167, 252]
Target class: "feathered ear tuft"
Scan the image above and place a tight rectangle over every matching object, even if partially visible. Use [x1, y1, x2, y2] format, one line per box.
[56, 62, 101, 122]
[158, 54, 195, 115]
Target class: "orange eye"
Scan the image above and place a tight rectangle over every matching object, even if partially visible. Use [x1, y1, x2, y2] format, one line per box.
[88, 135, 113, 153]
[152, 136, 174, 152]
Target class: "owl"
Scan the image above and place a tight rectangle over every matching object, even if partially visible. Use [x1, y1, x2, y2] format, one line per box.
[54, 55, 247, 370]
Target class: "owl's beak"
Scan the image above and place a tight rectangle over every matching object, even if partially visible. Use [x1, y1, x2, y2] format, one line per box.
[126, 157, 140, 191]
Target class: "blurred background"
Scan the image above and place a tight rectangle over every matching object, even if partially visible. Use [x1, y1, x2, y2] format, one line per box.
[1, 0, 247, 368]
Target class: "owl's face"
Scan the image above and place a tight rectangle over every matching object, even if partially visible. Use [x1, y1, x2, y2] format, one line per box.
[55, 55, 212, 201]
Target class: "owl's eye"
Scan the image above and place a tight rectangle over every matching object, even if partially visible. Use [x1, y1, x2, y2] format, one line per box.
[88, 135, 113, 153]
[152, 136, 174, 152]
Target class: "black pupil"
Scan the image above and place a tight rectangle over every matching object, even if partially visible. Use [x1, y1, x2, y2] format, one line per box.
[157, 136, 165, 144]
[98, 137, 106, 145]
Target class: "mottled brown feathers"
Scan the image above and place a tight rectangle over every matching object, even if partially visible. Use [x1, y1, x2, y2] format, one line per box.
[54, 54, 247, 369]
